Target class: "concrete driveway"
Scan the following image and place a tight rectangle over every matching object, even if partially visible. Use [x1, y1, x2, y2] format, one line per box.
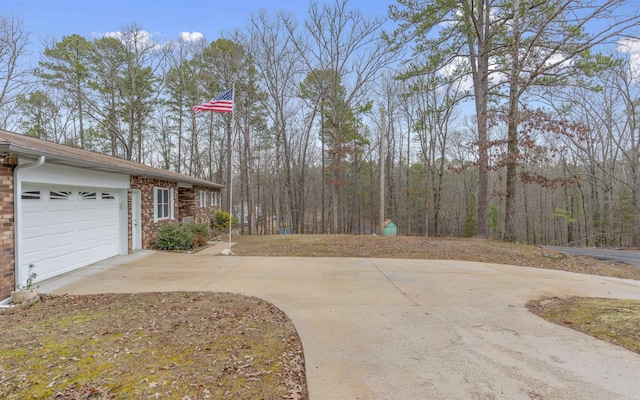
[39, 244, 640, 399]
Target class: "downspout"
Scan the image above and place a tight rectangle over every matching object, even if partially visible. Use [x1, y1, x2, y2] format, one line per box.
[12, 155, 45, 291]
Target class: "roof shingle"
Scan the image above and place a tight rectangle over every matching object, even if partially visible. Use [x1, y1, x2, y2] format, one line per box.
[0, 129, 224, 189]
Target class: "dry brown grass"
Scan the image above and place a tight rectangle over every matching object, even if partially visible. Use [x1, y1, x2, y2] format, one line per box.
[232, 235, 640, 280]
[234, 235, 640, 355]
[527, 297, 640, 354]
[0, 292, 307, 400]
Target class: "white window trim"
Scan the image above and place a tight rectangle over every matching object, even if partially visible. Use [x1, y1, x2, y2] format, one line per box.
[211, 191, 217, 207]
[199, 190, 207, 208]
[153, 187, 174, 223]
[170, 188, 175, 220]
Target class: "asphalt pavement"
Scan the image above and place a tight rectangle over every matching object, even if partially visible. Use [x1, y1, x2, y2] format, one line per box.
[545, 246, 640, 266]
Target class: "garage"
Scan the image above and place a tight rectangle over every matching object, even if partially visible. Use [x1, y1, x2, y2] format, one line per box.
[0, 129, 224, 302]
[18, 185, 122, 283]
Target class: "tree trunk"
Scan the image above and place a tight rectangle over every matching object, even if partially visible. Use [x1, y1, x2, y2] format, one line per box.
[504, 0, 520, 242]
[241, 113, 254, 235]
[379, 107, 386, 236]
[466, 1, 491, 239]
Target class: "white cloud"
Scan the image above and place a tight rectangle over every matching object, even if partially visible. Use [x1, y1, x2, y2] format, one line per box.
[437, 56, 474, 91]
[103, 31, 123, 40]
[179, 32, 204, 42]
[100, 29, 163, 52]
[92, 30, 206, 52]
[617, 38, 640, 81]
[544, 52, 574, 69]
[618, 38, 640, 54]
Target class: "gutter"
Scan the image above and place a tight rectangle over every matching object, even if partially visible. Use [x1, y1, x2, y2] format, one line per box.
[13, 155, 45, 291]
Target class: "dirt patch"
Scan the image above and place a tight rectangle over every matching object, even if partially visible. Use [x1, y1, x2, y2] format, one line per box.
[527, 297, 640, 354]
[0, 292, 307, 400]
[232, 235, 640, 280]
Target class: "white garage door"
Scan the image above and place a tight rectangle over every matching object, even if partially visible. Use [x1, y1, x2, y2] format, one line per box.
[19, 185, 121, 284]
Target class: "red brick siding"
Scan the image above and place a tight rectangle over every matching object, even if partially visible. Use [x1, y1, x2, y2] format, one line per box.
[193, 186, 221, 229]
[177, 186, 220, 230]
[178, 187, 195, 221]
[0, 157, 16, 300]
[129, 176, 179, 250]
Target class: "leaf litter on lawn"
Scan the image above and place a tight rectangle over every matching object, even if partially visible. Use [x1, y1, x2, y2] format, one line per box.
[527, 297, 640, 354]
[232, 235, 640, 280]
[0, 292, 307, 400]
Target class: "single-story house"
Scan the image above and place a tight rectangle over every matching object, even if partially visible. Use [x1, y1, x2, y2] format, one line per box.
[0, 129, 224, 301]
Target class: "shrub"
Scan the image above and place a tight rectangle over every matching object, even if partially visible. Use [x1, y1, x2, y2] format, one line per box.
[185, 223, 210, 247]
[212, 210, 238, 232]
[185, 223, 210, 239]
[192, 233, 208, 247]
[155, 223, 194, 251]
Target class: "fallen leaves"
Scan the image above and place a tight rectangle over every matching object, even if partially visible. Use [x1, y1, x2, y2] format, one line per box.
[233, 235, 640, 281]
[0, 292, 308, 400]
[527, 296, 640, 354]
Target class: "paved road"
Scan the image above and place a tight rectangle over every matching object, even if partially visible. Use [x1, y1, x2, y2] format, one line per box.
[40, 245, 640, 400]
[546, 246, 640, 266]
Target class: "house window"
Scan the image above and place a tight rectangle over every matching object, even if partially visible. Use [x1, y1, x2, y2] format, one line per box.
[199, 190, 207, 208]
[102, 192, 116, 200]
[154, 187, 174, 222]
[21, 190, 41, 200]
[211, 191, 217, 207]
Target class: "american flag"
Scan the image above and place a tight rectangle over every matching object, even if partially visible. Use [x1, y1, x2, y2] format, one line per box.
[192, 88, 234, 113]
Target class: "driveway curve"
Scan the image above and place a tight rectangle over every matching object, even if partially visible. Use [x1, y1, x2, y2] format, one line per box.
[40, 246, 640, 400]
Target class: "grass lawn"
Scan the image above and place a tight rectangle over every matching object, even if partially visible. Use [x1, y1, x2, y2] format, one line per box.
[528, 297, 640, 355]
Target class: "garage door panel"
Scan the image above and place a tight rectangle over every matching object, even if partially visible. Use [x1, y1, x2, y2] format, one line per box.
[19, 186, 122, 284]
[20, 241, 46, 261]
[46, 212, 78, 225]
[46, 253, 76, 268]
[78, 247, 117, 264]
[76, 237, 99, 249]
[76, 223, 101, 234]
[47, 202, 75, 212]
[75, 250, 102, 265]
[48, 231, 81, 247]
[79, 216, 112, 228]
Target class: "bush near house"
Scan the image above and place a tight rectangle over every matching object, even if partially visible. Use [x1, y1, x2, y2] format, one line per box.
[155, 223, 210, 251]
[186, 222, 210, 247]
[212, 210, 237, 233]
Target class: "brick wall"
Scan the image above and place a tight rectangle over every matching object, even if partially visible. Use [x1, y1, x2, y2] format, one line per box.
[178, 187, 195, 221]
[193, 186, 220, 229]
[0, 157, 17, 300]
[177, 186, 220, 230]
[130, 176, 179, 250]
[129, 177, 221, 250]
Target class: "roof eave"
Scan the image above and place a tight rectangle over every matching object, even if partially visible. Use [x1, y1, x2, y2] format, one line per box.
[0, 143, 225, 189]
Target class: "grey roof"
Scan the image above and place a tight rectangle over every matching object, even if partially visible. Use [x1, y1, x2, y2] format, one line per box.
[0, 129, 224, 189]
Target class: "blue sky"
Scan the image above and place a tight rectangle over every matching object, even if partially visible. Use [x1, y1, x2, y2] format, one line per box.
[0, 0, 392, 51]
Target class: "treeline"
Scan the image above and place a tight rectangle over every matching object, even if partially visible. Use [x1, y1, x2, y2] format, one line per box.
[1, 0, 639, 246]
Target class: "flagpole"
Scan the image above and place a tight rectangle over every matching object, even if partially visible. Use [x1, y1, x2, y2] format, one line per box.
[228, 82, 235, 253]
